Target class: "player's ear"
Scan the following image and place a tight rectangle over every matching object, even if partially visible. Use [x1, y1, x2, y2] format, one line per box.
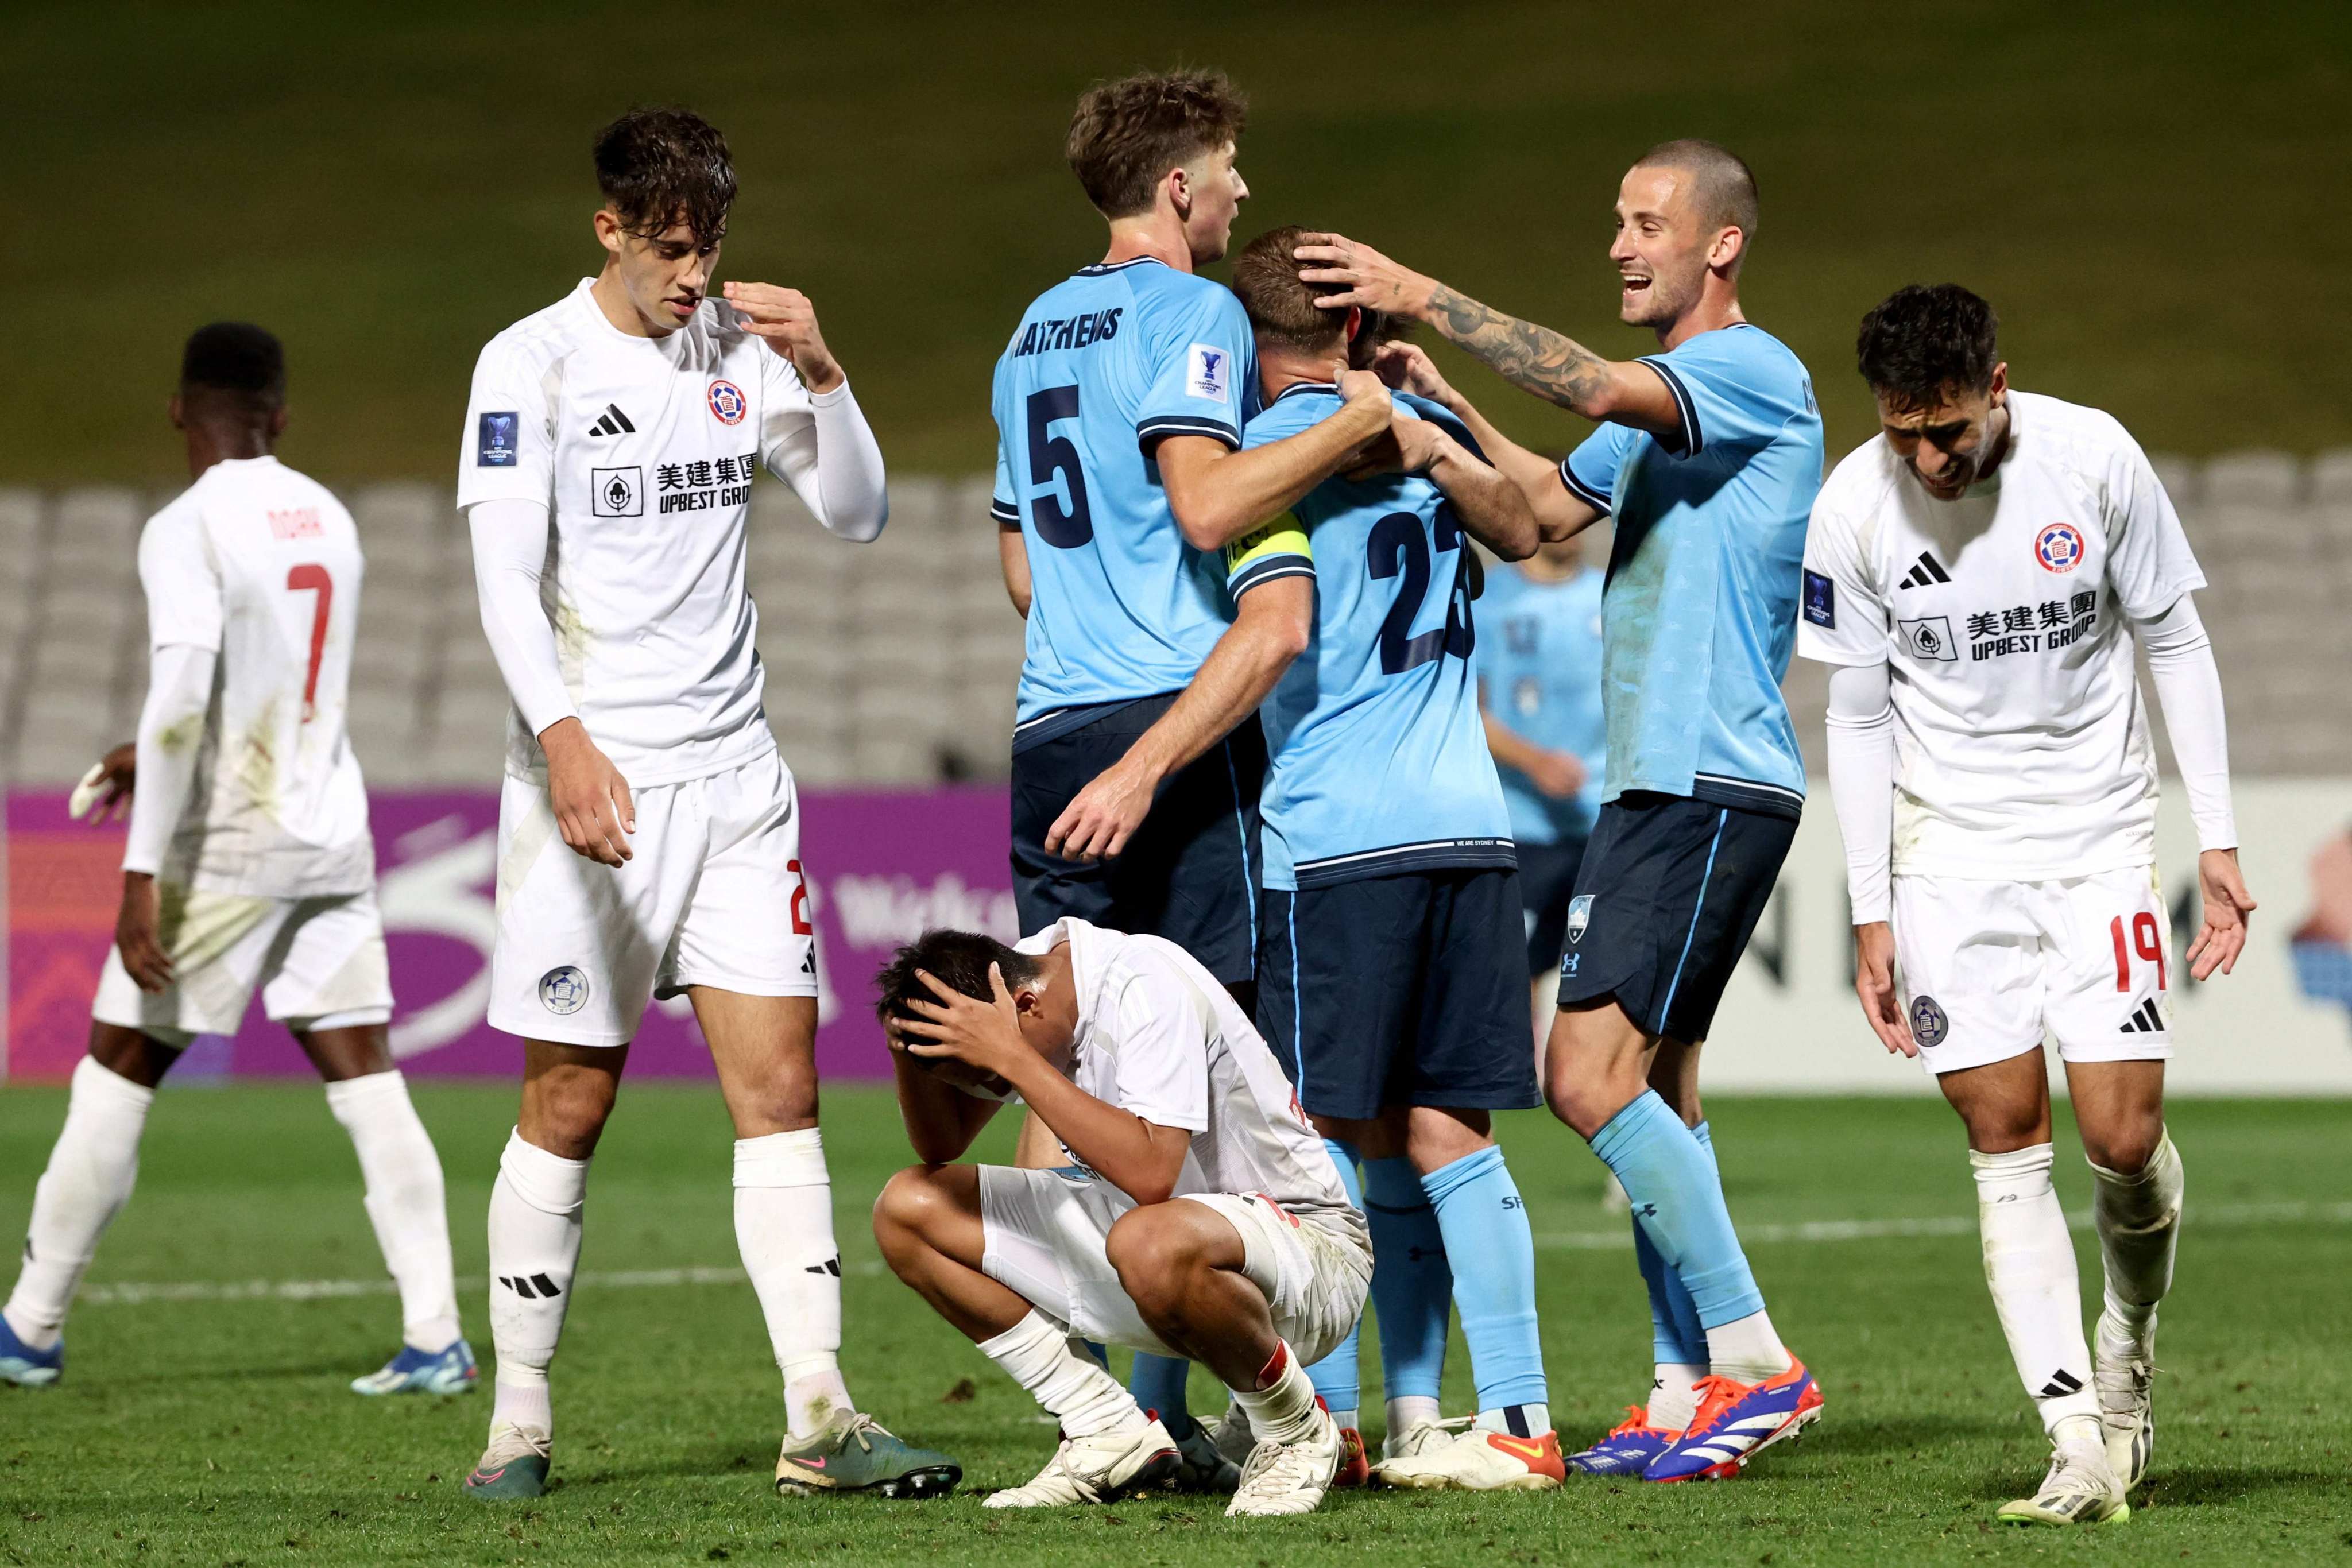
[1166, 162, 1192, 219]
[1987, 362, 2009, 402]
[592, 207, 624, 256]
[167, 394, 185, 432]
[268, 404, 290, 440]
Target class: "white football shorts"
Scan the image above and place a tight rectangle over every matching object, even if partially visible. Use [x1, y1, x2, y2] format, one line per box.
[489, 746, 816, 1047]
[1893, 864, 2174, 1077]
[92, 884, 393, 1046]
[977, 1165, 1371, 1364]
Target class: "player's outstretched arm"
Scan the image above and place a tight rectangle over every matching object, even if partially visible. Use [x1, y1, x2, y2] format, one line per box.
[1045, 575, 1312, 864]
[1157, 369, 1394, 551]
[1372, 342, 1604, 541]
[2136, 595, 2255, 978]
[1824, 660, 1912, 1055]
[899, 966, 1192, 1205]
[1296, 233, 1682, 438]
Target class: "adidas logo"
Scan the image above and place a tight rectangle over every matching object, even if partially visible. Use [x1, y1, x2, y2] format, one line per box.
[2038, 1368, 2084, 1399]
[498, 1272, 564, 1299]
[804, 1256, 842, 1278]
[586, 403, 636, 438]
[2121, 998, 2165, 1034]
[1898, 551, 1952, 589]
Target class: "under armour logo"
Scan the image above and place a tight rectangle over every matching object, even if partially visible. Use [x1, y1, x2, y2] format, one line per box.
[804, 1256, 842, 1277]
[498, 1273, 564, 1299]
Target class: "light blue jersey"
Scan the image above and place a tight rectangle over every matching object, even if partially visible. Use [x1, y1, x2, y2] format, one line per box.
[989, 257, 1258, 738]
[1476, 563, 1607, 845]
[1224, 385, 1514, 891]
[1558, 323, 1822, 819]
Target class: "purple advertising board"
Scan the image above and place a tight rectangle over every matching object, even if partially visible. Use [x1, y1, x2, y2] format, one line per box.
[3, 787, 1015, 1081]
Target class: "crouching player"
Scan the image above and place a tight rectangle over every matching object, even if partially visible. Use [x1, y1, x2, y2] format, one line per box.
[871, 922, 1372, 1518]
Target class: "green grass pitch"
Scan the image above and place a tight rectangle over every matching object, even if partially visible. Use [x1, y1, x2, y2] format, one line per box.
[2, 1083, 2346, 1564]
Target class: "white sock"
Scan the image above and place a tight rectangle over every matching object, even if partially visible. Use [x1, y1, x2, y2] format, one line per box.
[734, 1129, 853, 1438]
[324, 1071, 460, 1353]
[486, 1129, 587, 1419]
[1972, 1144, 2097, 1431]
[4, 1058, 154, 1350]
[2089, 1133, 2183, 1344]
[494, 1377, 552, 1435]
[1704, 1310, 1793, 1386]
[1386, 1393, 1441, 1437]
[1233, 1340, 1321, 1446]
[977, 1311, 1147, 1439]
[1648, 1362, 1707, 1430]
[1473, 1402, 1552, 1438]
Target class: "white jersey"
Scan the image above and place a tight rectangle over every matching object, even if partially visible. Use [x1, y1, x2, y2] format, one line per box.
[137, 456, 374, 897]
[1014, 917, 1366, 1246]
[457, 279, 828, 785]
[1798, 390, 2205, 880]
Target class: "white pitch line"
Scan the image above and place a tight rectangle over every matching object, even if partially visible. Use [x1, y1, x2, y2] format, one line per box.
[72, 1201, 2352, 1307]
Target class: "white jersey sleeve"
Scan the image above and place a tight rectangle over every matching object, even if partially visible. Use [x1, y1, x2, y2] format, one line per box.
[457, 335, 558, 511]
[1101, 970, 1213, 1135]
[2102, 427, 2206, 620]
[1797, 468, 1892, 667]
[138, 501, 225, 651]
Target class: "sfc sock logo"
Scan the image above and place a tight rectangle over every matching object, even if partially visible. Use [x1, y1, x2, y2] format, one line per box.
[539, 965, 590, 1016]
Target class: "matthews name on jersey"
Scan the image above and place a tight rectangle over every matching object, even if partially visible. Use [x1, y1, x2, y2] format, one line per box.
[989, 256, 1256, 738]
[1223, 385, 1514, 890]
[1797, 389, 2206, 878]
[458, 278, 850, 785]
[137, 455, 374, 896]
[1477, 562, 1608, 846]
[1558, 323, 1824, 819]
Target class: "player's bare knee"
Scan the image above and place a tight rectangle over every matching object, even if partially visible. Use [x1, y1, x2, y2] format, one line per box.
[872, 1166, 947, 1265]
[86, 1024, 178, 1089]
[1105, 1207, 1206, 1314]
[2082, 1119, 2164, 1178]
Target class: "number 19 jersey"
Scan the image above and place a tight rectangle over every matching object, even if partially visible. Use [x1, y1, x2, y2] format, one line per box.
[1223, 385, 1514, 891]
[989, 257, 1256, 729]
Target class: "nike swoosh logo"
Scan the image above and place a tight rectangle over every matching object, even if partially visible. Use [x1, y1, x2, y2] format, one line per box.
[1486, 1435, 1550, 1464]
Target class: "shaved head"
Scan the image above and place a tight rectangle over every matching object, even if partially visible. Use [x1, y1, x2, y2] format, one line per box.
[1632, 138, 1758, 267]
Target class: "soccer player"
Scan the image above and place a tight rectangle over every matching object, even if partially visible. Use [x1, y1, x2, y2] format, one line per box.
[454, 109, 954, 1501]
[1475, 532, 1607, 1019]
[1220, 227, 1560, 1490]
[1802, 284, 2252, 1526]
[991, 70, 1392, 1468]
[871, 922, 1372, 1517]
[1297, 138, 1828, 1481]
[0, 324, 471, 1397]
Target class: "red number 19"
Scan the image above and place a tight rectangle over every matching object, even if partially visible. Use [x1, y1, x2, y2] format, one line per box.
[2109, 912, 2166, 993]
[285, 564, 333, 723]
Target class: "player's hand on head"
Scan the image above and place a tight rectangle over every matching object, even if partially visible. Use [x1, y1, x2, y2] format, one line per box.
[114, 872, 173, 993]
[539, 718, 635, 867]
[1044, 761, 1152, 863]
[2187, 846, 2256, 981]
[896, 965, 1025, 1080]
[722, 281, 844, 393]
[1852, 921, 1913, 1056]
[1293, 232, 1434, 318]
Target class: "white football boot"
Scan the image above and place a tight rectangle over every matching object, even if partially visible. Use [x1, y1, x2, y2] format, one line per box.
[1997, 1422, 2130, 1527]
[1226, 1406, 1344, 1518]
[984, 1419, 1182, 1508]
[2094, 1308, 2156, 1490]
[1370, 1418, 1565, 1491]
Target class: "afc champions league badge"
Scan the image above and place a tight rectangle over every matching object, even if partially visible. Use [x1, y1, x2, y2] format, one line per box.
[539, 965, 590, 1016]
[1908, 994, 1949, 1048]
[707, 378, 748, 426]
[2034, 521, 2084, 573]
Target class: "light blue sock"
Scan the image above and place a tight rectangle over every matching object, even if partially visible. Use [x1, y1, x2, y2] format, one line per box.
[1302, 1139, 1364, 1418]
[1363, 1155, 1451, 1401]
[1631, 1120, 1713, 1366]
[1591, 1093, 1764, 1330]
[1128, 1352, 1195, 1438]
[1422, 1145, 1547, 1413]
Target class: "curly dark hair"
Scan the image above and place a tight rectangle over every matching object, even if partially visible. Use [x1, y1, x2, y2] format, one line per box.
[1066, 69, 1248, 219]
[180, 322, 285, 413]
[1856, 284, 1999, 409]
[593, 107, 736, 243]
[873, 930, 1043, 1033]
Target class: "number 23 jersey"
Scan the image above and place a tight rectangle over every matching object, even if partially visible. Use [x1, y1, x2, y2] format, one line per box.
[1223, 385, 1513, 892]
[1797, 390, 2206, 880]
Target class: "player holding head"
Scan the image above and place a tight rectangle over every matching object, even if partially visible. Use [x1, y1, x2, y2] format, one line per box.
[452, 107, 955, 1501]
[1476, 532, 1606, 1020]
[1804, 284, 2253, 1526]
[1220, 227, 1561, 1490]
[871, 922, 1373, 1517]
[0, 325, 470, 1397]
[1296, 140, 1828, 1481]
[989, 71, 1393, 1469]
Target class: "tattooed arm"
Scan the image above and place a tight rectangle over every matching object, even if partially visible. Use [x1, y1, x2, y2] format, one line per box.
[1294, 231, 1683, 439]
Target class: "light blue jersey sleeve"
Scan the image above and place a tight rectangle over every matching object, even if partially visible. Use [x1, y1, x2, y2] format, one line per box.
[1560, 420, 1641, 511]
[1638, 328, 1811, 459]
[1135, 282, 1252, 452]
[1224, 396, 1321, 598]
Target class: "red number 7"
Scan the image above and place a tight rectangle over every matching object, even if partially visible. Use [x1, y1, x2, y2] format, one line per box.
[286, 564, 332, 722]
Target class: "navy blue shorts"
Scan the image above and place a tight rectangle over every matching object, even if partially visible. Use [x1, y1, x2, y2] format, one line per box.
[1517, 835, 1590, 979]
[1010, 695, 1264, 984]
[1555, 791, 1796, 1042]
[1257, 868, 1537, 1122]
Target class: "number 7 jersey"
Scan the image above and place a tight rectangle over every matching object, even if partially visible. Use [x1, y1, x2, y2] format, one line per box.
[989, 257, 1257, 727]
[1224, 385, 1513, 892]
[136, 455, 374, 897]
